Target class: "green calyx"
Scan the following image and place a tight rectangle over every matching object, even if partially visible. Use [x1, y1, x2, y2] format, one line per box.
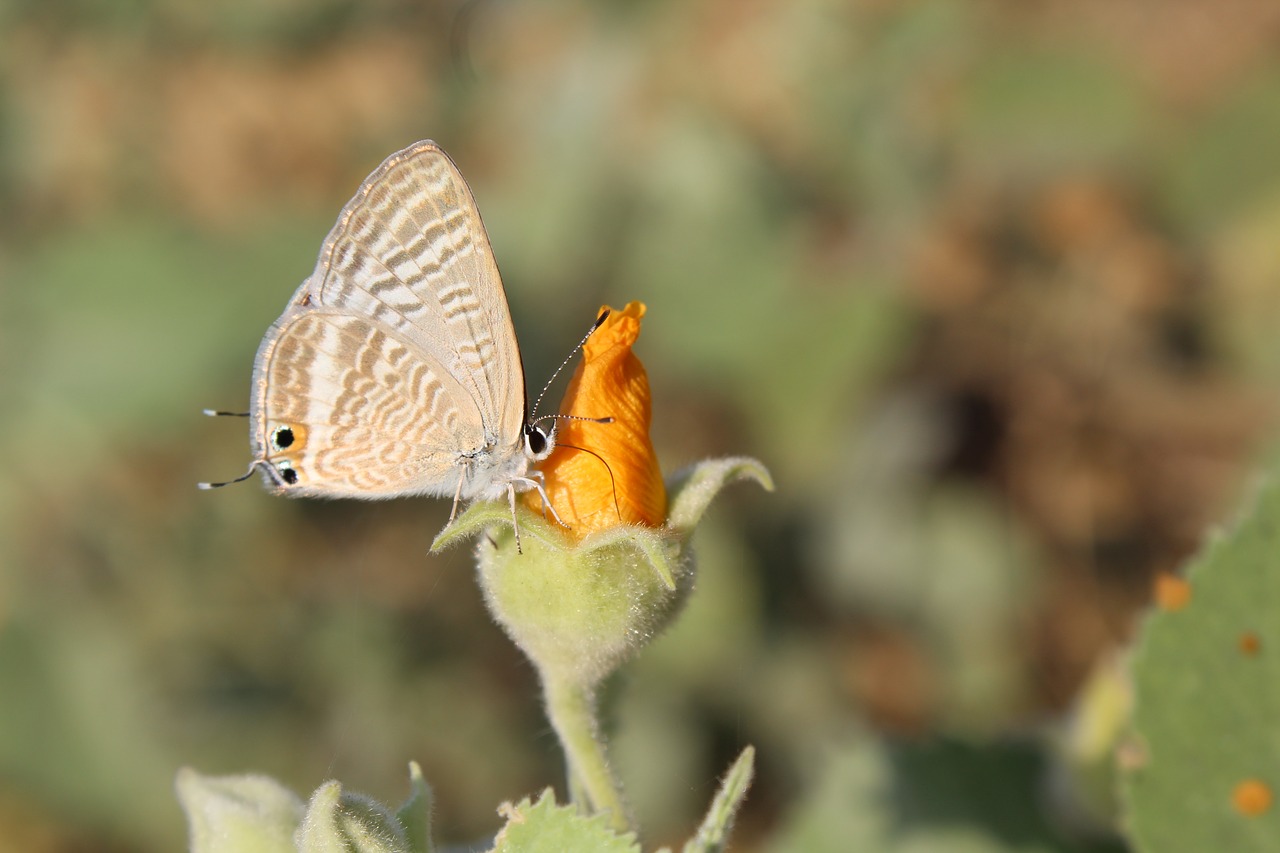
[435, 505, 689, 691]
[431, 457, 773, 690]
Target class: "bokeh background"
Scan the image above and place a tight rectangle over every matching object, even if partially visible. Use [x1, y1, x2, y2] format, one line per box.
[2, 1, 1279, 850]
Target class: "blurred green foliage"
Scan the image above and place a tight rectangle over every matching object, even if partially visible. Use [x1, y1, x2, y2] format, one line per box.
[1, 0, 1278, 850]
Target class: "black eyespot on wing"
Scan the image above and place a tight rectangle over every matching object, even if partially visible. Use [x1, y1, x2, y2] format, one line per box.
[277, 463, 299, 485]
[273, 426, 295, 450]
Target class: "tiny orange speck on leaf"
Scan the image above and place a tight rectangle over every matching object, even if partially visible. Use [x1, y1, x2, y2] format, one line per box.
[1233, 779, 1272, 816]
[1239, 631, 1261, 656]
[1153, 573, 1191, 611]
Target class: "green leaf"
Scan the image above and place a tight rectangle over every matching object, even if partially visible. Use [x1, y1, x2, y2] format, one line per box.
[1123, 478, 1280, 851]
[176, 768, 304, 853]
[489, 789, 639, 853]
[682, 746, 755, 853]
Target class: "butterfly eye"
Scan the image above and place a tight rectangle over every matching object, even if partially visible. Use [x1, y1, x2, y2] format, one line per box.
[527, 430, 545, 455]
[276, 461, 299, 485]
[525, 423, 554, 460]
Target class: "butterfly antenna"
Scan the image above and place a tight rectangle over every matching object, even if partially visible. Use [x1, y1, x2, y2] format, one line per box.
[198, 461, 263, 490]
[533, 412, 614, 428]
[555, 442, 623, 522]
[530, 309, 610, 419]
[203, 409, 249, 417]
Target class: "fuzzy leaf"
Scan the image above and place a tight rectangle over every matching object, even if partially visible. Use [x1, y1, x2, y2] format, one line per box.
[682, 746, 755, 853]
[489, 789, 639, 853]
[1123, 478, 1280, 851]
[176, 768, 304, 853]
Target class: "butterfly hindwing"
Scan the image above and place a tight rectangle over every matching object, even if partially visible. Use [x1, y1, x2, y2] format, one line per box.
[252, 310, 488, 498]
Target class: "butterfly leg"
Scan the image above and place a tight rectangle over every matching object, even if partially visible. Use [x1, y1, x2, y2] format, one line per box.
[510, 476, 568, 529]
[506, 482, 523, 554]
[448, 466, 468, 524]
[529, 470, 551, 521]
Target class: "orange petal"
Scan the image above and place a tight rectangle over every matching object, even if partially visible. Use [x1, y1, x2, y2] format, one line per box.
[527, 302, 666, 538]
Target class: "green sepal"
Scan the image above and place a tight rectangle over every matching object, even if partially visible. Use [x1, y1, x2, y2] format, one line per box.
[433, 503, 681, 591]
[393, 762, 434, 853]
[431, 502, 563, 554]
[666, 457, 774, 535]
[431, 455, 773, 592]
[176, 767, 304, 853]
[295, 781, 408, 853]
[682, 746, 756, 853]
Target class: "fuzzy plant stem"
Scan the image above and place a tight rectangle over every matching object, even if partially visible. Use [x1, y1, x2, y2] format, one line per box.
[542, 675, 631, 833]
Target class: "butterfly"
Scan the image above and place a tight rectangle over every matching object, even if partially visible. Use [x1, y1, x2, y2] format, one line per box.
[202, 141, 593, 543]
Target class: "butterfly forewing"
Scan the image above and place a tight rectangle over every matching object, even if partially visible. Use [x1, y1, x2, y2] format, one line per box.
[307, 142, 523, 442]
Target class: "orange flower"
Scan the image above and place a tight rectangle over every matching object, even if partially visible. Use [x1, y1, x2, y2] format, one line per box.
[527, 302, 666, 538]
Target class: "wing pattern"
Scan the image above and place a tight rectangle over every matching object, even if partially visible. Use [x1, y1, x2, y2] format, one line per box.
[247, 141, 528, 500]
[310, 142, 521, 442]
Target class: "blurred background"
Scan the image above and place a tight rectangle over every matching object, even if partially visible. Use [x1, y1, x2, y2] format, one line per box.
[2, 1, 1279, 850]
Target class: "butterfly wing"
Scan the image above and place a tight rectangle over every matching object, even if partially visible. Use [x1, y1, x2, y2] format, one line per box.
[249, 141, 527, 498]
[313, 141, 523, 447]
[251, 311, 491, 498]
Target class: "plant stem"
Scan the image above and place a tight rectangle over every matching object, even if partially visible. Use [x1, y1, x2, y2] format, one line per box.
[542, 676, 631, 833]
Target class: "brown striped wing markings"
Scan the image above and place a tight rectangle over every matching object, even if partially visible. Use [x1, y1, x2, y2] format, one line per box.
[304, 141, 523, 448]
[257, 311, 488, 498]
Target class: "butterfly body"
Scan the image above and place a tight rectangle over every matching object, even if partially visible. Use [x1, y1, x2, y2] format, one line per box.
[239, 140, 553, 512]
